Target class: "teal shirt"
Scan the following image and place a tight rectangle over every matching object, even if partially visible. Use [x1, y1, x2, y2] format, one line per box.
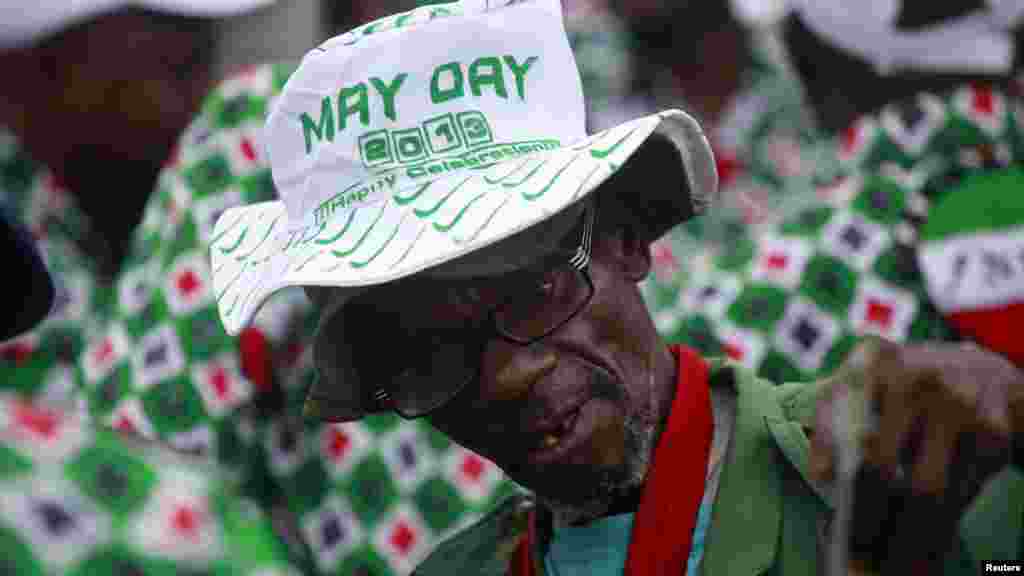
[542, 496, 715, 576]
[543, 513, 634, 575]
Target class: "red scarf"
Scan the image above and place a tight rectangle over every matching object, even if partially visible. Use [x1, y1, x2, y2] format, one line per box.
[510, 345, 714, 575]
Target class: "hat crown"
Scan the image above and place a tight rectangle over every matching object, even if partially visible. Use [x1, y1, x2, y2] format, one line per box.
[266, 0, 586, 232]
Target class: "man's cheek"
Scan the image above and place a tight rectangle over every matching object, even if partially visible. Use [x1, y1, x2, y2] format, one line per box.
[581, 406, 627, 468]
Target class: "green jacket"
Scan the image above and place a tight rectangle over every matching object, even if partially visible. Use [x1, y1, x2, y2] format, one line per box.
[413, 358, 1024, 575]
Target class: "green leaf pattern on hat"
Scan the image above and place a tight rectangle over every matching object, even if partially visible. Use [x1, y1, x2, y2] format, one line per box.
[210, 116, 658, 330]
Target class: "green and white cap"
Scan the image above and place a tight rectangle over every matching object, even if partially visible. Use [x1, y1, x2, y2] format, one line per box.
[210, 0, 718, 336]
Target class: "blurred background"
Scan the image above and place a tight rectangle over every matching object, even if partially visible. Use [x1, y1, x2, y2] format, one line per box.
[10, 1, 1022, 574]
[11, 0, 807, 277]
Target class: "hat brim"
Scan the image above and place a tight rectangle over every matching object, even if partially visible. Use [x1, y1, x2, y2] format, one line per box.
[210, 109, 717, 336]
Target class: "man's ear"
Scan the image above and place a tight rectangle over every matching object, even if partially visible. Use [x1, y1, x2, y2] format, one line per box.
[608, 224, 651, 282]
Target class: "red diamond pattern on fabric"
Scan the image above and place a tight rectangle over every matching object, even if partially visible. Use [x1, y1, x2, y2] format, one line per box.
[165, 253, 212, 317]
[838, 117, 877, 163]
[374, 506, 431, 576]
[131, 470, 223, 563]
[170, 504, 202, 541]
[972, 86, 995, 116]
[956, 84, 1007, 136]
[864, 298, 894, 330]
[764, 252, 787, 270]
[0, 339, 36, 365]
[194, 356, 252, 419]
[210, 367, 230, 400]
[751, 235, 812, 290]
[460, 453, 485, 483]
[105, 398, 156, 441]
[176, 270, 201, 299]
[325, 427, 350, 461]
[840, 125, 858, 154]
[443, 446, 501, 504]
[93, 340, 114, 367]
[3, 398, 88, 464]
[714, 148, 743, 189]
[714, 322, 767, 372]
[113, 416, 136, 435]
[389, 521, 416, 556]
[82, 325, 128, 385]
[321, 422, 370, 479]
[240, 138, 258, 163]
[849, 278, 917, 342]
[650, 239, 679, 283]
[13, 402, 60, 439]
[722, 342, 744, 362]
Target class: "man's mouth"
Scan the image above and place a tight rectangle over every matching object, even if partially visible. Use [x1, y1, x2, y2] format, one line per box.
[533, 407, 582, 450]
[526, 400, 599, 466]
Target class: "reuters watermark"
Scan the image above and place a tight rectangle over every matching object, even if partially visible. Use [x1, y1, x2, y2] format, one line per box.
[984, 561, 1024, 573]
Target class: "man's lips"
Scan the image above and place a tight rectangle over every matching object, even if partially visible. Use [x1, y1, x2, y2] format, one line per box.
[524, 404, 584, 448]
[525, 399, 600, 466]
[502, 353, 621, 462]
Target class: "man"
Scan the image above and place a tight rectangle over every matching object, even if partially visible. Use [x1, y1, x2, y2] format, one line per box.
[663, 0, 1024, 564]
[210, 0, 1023, 573]
[0, 200, 300, 574]
[668, 0, 1024, 380]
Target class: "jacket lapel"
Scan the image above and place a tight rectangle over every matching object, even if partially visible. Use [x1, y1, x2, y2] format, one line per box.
[699, 360, 784, 575]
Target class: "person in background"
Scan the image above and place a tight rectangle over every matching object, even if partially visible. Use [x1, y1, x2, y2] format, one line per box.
[0, 200, 300, 575]
[0, 1, 327, 570]
[0, 0, 275, 408]
[596, 0, 830, 347]
[78, 2, 522, 573]
[668, 0, 1024, 559]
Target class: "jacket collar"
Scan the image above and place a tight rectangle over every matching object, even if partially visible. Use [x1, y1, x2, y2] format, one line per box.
[698, 358, 785, 575]
[413, 358, 835, 576]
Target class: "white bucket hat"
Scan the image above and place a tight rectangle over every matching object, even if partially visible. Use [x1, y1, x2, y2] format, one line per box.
[0, 0, 277, 49]
[210, 0, 717, 345]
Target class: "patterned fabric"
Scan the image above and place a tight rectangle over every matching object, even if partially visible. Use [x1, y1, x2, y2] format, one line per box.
[639, 32, 831, 338]
[0, 130, 113, 407]
[78, 63, 302, 472]
[563, 0, 648, 133]
[85, 62, 517, 575]
[0, 393, 299, 575]
[663, 84, 1023, 382]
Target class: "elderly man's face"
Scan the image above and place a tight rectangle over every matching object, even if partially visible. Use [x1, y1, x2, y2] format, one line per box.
[351, 219, 677, 517]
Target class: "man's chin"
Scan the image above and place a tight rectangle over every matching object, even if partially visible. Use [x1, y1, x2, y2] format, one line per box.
[508, 461, 636, 515]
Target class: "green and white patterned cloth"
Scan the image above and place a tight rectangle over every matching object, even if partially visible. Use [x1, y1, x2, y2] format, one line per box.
[662, 84, 1024, 381]
[4, 60, 517, 575]
[0, 393, 299, 575]
[0, 130, 113, 407]
[640, 34, 830, 338]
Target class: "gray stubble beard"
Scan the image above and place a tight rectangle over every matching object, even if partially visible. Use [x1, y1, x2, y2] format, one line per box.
[541, 394, 659, 528]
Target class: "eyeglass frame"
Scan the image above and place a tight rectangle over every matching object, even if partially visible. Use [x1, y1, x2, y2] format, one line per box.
[371, 200, 598, 419]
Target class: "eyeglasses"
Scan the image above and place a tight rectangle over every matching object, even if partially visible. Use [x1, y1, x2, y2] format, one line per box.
[337, 202, 597, 422]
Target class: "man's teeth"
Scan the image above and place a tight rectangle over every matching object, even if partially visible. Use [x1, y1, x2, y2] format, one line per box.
[538, 410, 579, 450]
[542, 433, 560, 448]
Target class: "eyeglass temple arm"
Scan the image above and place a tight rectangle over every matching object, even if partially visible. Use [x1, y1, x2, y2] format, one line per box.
[569, 202, 595, 270]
